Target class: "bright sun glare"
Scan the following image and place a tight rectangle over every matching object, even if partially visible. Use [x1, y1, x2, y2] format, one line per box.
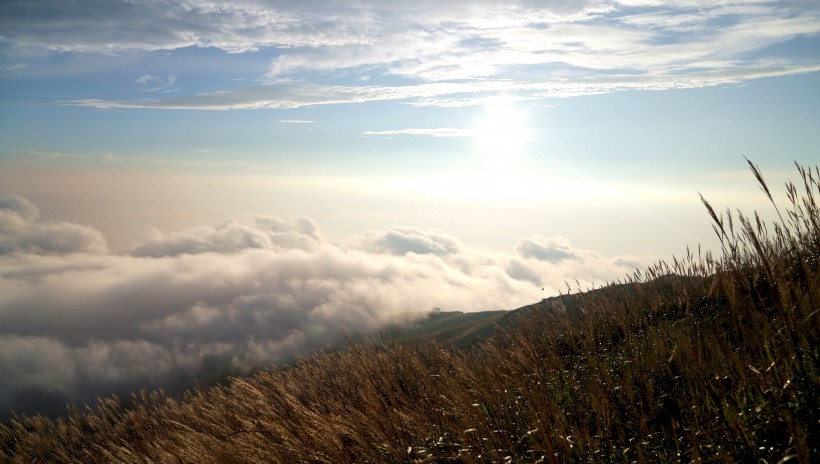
[474, 99, 531, 173]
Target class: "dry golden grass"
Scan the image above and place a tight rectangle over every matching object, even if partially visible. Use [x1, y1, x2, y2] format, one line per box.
[2, 160, 818, 463]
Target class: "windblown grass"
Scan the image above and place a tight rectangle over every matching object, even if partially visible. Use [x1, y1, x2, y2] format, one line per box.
[2, 161, 818, 463]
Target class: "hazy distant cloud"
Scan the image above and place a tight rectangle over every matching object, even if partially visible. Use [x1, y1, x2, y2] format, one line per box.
[135, 74, 178, 93]
[254, 215, 322, 246]
[131, 215, 322, 257]
[515, 235, 578, 262]
[362, 226, 465, 256]
[363, 128, 477, 138]
[614, 256, 645, 270]
[135, 74, 158, 84]
[0, 193, 108, 255]
[0, 335, 76, 400]
[505, 260, 542, 285]
[0, 149, 277, 173]
[0, 195, 644, 418]
[102, 153, 168, 167]
[277, 120, 318, 124]
[0, 194, 38, 223]
[0, 148, 92, 161]
[131, 221, 275, 257]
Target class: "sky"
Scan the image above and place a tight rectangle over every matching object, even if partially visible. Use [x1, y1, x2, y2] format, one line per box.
[1, 0, 819, 418]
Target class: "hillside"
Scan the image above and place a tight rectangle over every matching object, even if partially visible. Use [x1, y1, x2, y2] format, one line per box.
[377, 309, 511, 347]
[1, 161, 818, 463]
[379, 273, 702, 349]
[378, 271, 703, 348]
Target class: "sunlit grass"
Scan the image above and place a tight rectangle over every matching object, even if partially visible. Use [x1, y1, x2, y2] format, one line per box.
[2, 160, 818, 463]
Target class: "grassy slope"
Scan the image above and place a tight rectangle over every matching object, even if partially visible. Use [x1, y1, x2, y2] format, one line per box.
[379, 275, 703, 350]
[1, 161, 818, 463]
[378, 310, 511, 347]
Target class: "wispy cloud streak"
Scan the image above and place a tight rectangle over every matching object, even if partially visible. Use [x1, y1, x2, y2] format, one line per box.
[60, 63, 820, 110]
[362, 128, 476, 138]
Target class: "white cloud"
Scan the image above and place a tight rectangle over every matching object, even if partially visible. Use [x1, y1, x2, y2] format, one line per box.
[60, 62, 820, 110]
[4, 0, 819, 109]
[135, 74, 158, 84]
[362, 128, 477, 138]
[0, 1, 609, 54]
[135, 74, 178, 92]
[359, 226, 466, 256]
[0, 193, 108, 255]
[0, 193, 38, 223]
[130, 215, 322, 257]
[0, 194, 643, 418]
[515, 235, 578, 262]
[61, 82, 403, 110]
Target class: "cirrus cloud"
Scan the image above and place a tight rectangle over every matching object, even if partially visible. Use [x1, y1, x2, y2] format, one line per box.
[3, 1, 816, 109]
[60, 62, 820, 111]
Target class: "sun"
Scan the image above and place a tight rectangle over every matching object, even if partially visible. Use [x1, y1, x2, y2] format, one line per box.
[473, 99, 531, 172]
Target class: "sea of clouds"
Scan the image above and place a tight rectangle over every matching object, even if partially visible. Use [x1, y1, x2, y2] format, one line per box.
[0, 193, 642, 419]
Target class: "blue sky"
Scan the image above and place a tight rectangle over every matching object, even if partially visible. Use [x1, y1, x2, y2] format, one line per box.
[1, 1, 818, 253]
[0, 0, 819, 417]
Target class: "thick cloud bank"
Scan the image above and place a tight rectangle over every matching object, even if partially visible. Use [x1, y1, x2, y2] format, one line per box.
[0, 195, 642, 419]
[0, 194, 108, 255]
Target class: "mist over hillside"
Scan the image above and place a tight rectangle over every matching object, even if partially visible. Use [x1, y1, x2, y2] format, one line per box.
[0, 194, 641, 420]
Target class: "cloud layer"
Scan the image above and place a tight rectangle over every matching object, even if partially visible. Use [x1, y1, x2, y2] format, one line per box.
[0, 194, 108, 255]
[0, 194, 642, 419]
[3, 1, 818, 109]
